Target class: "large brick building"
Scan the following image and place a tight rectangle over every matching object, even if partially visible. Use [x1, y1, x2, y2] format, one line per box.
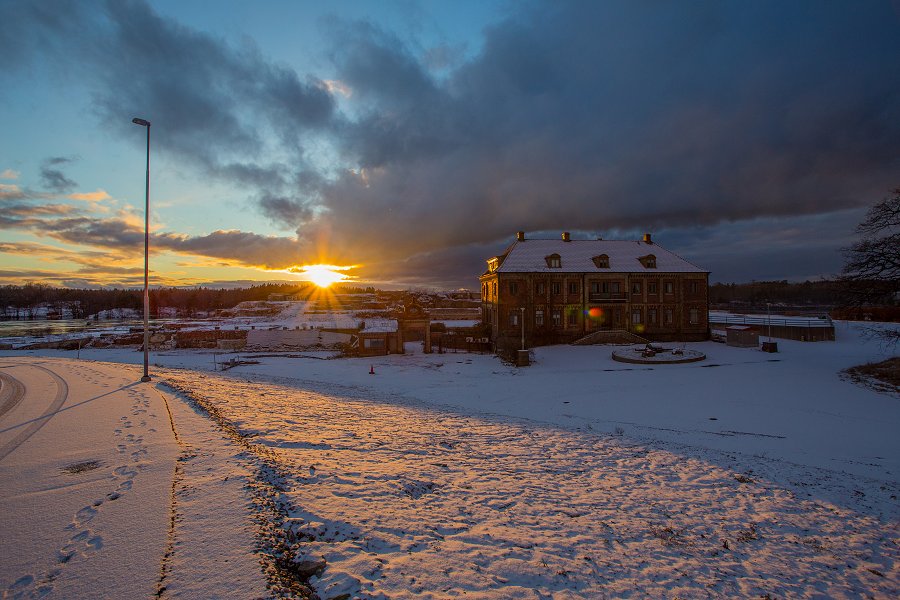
[480, 232, 709, 348]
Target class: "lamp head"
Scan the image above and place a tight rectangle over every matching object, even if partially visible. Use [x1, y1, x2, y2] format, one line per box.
[132, 117, 151, 127]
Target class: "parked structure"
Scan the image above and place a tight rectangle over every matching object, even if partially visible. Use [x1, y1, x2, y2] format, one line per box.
[480, 232, 709, 349]
[726, 325, 759, 348]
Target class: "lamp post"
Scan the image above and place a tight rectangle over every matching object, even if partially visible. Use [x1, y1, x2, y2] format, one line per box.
[132, 117, 151, 382]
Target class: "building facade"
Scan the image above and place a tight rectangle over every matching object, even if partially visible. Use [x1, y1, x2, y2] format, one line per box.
[480, 232, 709, 348]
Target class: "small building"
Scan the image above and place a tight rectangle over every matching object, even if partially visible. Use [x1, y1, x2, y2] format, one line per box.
[480, 231, 710, 349]
[726, 325, 759, 348]
[354, 320, 402, 356]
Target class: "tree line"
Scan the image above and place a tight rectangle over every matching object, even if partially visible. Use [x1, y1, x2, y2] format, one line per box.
[709, 280, 839, 308]
[0, 283, 323, 320]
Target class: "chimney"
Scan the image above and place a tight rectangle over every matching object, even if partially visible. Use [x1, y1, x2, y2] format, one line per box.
[516, 231, 525, 241]
[643, 233, 652, 244]
[562, 231, 571, 242]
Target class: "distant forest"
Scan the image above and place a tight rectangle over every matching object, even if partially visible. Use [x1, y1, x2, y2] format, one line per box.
[0, 279, 864, 321]
[0, 282, 377, 320]
[709, 280, 839, 308]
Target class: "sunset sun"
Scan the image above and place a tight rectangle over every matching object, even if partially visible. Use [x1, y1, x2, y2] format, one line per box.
[298, 264, 352, 288]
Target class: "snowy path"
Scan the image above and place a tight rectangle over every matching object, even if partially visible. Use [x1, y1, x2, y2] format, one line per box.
[0, 358, 266, 599]
[161, 368, 900, 599]
[0, 359, 174, 598]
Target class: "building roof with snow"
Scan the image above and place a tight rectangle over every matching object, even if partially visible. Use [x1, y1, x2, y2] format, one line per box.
[484, 232, 707, 275]
[359, 319, 398, 334]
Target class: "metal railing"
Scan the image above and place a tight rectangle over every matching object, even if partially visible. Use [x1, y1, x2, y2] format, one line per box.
[708, 313, 834, 329]
[588, 293, 626, 302]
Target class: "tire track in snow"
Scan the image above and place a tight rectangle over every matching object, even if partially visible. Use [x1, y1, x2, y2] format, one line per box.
[0, 370, 26, 423]
[0, 363, 68, 462]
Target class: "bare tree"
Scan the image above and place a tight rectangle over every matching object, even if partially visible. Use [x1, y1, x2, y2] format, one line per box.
[840, 188, 900, 345]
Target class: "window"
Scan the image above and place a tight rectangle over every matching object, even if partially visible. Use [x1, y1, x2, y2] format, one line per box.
[648, 308, 657, 324]
[632, 282, 642, 294]
[536, 282, 545, 295]
[648, 282, 658, 294]
[568, 311, 577, 326]
[639, 254, 657, 269]
[568, 281, 579, 294]
[664, 282, 674, 294]
[590, 282, 601, 294]
[509, 311, 519, 326]
[552, 308, 562, 326]
[632, 309, 642, 324]
[364, 338, 385, 349]
[535, 309, 544, 326]
[492, 282, 497, 296]
[600, 281, 621, 294]
[592, 254, 610, 268]
[689, 281, 700, 293]
[509, 282, 518, 295]
[481, 284, 486, 299]
[546, 254, 562, 268]
[551, 282, 561, 295]
[689, 308, 700, 325]
[664, 308, 673, 324]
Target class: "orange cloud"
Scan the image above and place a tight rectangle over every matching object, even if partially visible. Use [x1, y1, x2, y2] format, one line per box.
[1, 169, 19, 180]
[68, 189, 112, 202]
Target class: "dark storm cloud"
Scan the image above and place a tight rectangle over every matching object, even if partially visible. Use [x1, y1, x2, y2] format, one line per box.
[39, 156, 77, 193]
[311, 1, 900, 270]
[258, 193, 314, 229]
[4, 0, 899, 286]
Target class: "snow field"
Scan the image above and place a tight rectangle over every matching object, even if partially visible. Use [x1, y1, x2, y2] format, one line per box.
[159, 368, 899, 599]
[2, 320, 898, 598]
[0, 358, 267, 599]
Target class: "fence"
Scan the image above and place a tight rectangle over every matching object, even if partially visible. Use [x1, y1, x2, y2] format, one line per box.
[709, 313, 835, 342]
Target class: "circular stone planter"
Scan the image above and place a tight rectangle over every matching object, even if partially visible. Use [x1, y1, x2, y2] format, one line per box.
[611, 346, 706, 365]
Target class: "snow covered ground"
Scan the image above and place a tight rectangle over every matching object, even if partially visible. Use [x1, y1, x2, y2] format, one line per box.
[1, 320, 898, 598]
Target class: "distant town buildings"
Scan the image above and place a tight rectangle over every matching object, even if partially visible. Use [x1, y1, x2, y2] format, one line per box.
[480, 232, 710, 349]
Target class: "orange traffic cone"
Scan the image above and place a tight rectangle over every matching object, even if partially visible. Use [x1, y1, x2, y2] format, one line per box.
[369, 365, 375, 375]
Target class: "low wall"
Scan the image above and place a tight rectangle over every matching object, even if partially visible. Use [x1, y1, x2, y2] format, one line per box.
[246, 329, 352, 349]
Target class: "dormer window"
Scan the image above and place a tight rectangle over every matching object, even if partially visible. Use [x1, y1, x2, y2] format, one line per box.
[487, 257, 500, 273]
[545, 253, 562, 268]
[639, 254, 657, 269]
[592, 254, 610, 268]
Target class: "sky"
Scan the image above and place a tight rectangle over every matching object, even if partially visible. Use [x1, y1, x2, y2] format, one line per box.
[1, 0, 898, 290]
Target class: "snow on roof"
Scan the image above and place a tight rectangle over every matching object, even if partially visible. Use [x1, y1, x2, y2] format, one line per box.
[360, 319, 398, 334]
[494, 238, 706, 274]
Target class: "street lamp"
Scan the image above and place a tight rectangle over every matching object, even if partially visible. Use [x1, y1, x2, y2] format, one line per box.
[132, 117, 151, 382]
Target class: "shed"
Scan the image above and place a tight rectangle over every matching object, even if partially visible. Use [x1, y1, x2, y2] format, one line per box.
[354, 320, 402, 356]
[726, 325, 759, 348]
